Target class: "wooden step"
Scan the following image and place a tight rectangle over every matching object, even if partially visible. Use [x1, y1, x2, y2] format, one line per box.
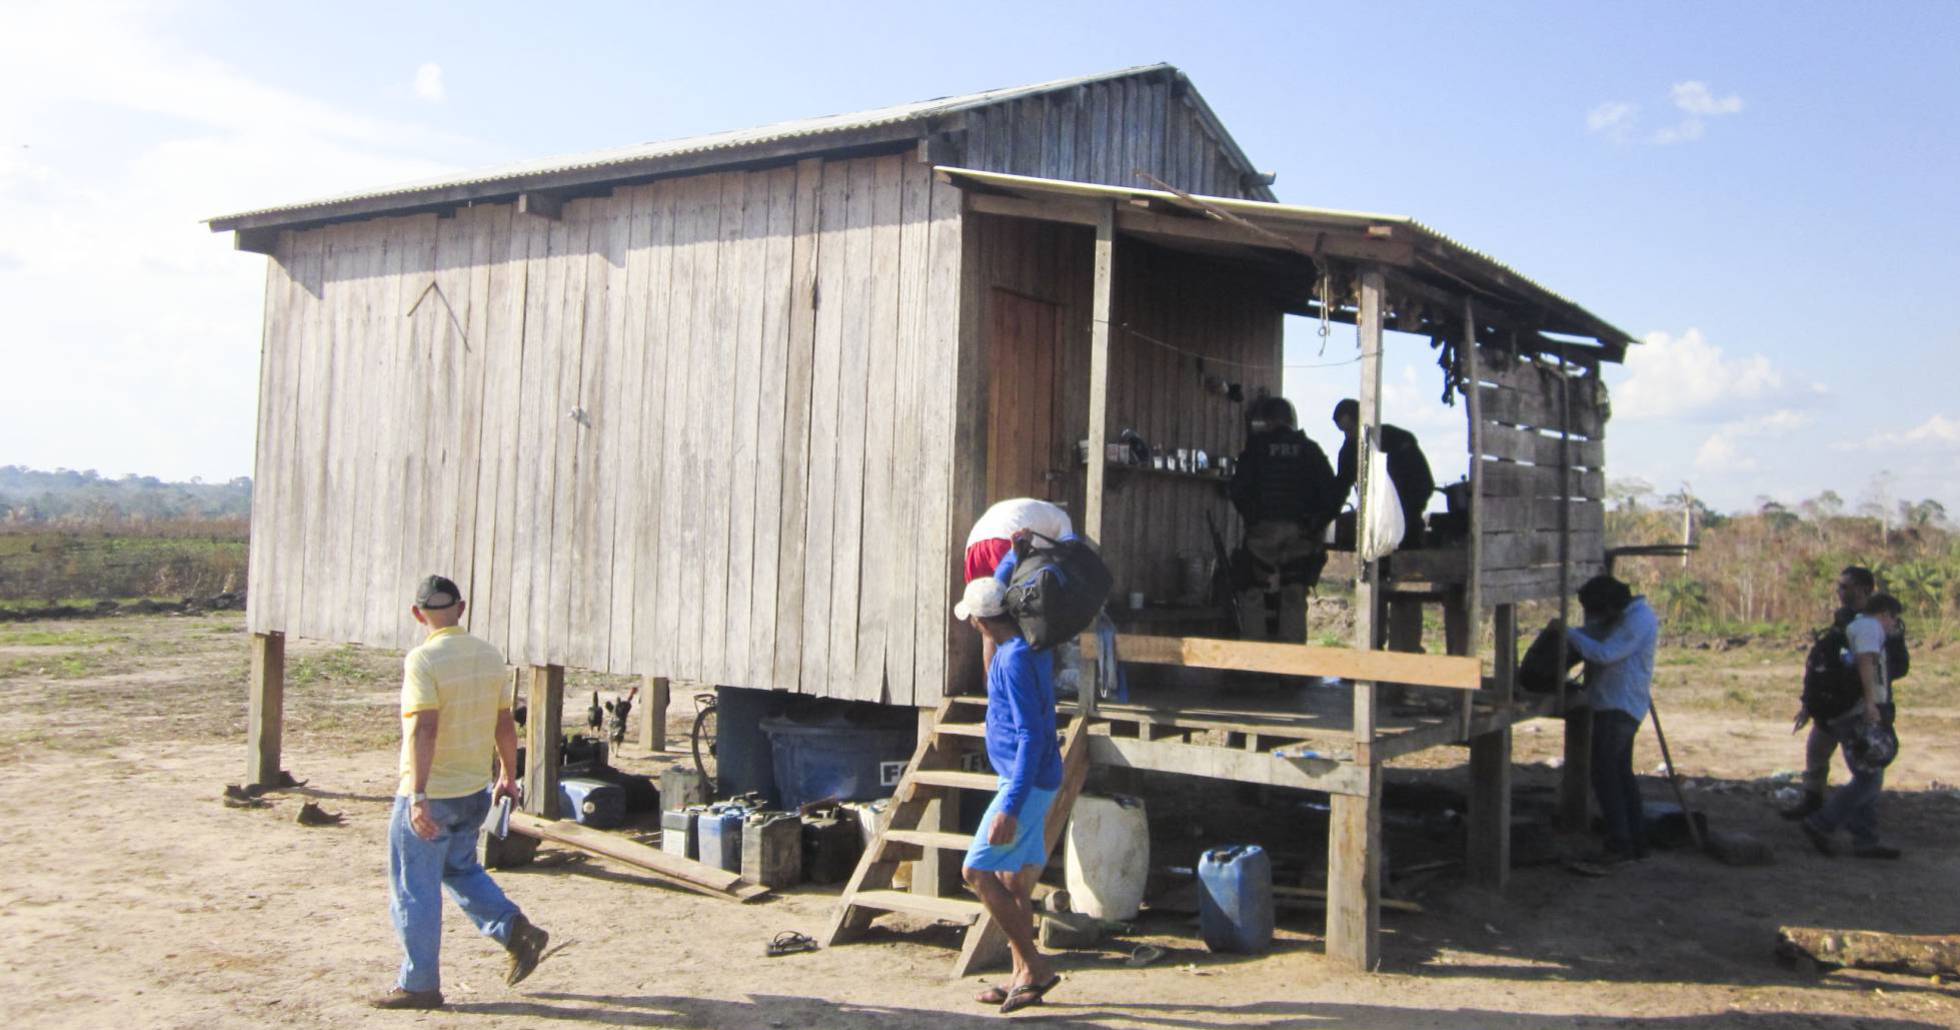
[849, 889, 983, 924]
[933, 721, 988, 738]
[910, 769, 999, 792]
[946, 694, 989, 708]
[884, 828, 972, 853]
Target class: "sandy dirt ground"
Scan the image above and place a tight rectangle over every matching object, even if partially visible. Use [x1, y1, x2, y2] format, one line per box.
[2, 612, 1957, 1029]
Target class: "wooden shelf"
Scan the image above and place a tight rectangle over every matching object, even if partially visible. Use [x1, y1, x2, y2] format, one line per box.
[1099, 460, 1231, 486]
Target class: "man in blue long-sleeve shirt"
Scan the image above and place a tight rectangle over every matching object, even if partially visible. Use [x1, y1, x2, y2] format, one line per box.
[954, 577, 1065, 1013]
[1563, 574, 1659, 864]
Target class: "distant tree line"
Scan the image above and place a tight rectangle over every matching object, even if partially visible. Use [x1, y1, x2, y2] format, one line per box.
[1607, 477, 1957, 641]
[0, 466, 251, 525]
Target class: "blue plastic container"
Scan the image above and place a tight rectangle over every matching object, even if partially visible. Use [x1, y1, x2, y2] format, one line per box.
[1198, 844, 1273, 953]
[557, 777, 625, 829]
[697, 803, 749, 872]
[760, 715, 918, 811]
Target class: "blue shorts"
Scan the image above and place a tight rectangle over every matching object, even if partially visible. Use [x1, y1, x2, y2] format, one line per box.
[963, 781, 1058, 873]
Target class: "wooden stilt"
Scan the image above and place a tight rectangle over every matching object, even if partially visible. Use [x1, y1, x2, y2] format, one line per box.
[1561, 704, 1594, 831]
[1469, 603, 1515, 886]
[639, 675, 671, 751]
[1328, 265, 1386, 972]
[525, 664, 565, 818]
[247, 631, 285, 786]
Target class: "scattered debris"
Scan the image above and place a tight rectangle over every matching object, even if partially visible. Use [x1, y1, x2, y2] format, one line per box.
[1776, 927, 1960, 977]
[295, 801, 344, 827]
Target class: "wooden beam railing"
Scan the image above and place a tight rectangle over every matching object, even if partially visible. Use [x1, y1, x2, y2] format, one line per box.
[1079, 633, 1481, 690]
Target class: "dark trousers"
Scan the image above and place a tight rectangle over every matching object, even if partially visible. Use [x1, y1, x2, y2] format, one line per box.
[1591, 709, 1645, 855]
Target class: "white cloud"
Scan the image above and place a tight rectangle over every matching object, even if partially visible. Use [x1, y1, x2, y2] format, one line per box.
[1587, 81, 1743, 146]
[1586, 101, 1638, 142]
[1613, 329, 1816, 421]
[1840, 414, 1960, 452]
[1692, 409, 1810, 474]
[1671, 81, 1743, 117]
[0, 2, 468, 480]
[414, 62, 446, 104]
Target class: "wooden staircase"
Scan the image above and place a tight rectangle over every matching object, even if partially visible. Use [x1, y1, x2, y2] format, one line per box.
[821, 692, 1091, 976]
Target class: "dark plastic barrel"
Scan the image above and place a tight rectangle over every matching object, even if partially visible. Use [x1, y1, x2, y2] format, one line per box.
[759, 715, 917, 810]
[1198, 844, 1273, 953]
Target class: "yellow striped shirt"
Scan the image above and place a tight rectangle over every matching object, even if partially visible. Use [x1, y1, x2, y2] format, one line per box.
[398, 627, 513, 799]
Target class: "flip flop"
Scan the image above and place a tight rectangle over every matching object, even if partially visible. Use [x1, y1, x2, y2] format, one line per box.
[1000, 973, 1062, 1014]
[765, 931, 818, 957]
[973, 983, 1008, 1005]
[1125, 944, 1166, 968]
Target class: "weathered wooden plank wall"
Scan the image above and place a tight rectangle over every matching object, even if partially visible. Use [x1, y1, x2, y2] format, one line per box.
[963, 73, 1260, 199]
[247, 152, 965, 705]
[1473, 349, 1608, 605]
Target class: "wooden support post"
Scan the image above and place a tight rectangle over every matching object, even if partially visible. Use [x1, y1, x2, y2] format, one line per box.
[638, 675, 671, 752]
[247, 631, 285, 786]
[524, 665, 565, 819]
[1080, 201, 1115, 721]
[1460, 299, 1485, 740]
[1468, 601, 1516, 887]
[1084, 201, 1114, 546]
[913, 706, 960, 897]
[1561, 703, 1593, 831]
[1328, 265, 1386, 972]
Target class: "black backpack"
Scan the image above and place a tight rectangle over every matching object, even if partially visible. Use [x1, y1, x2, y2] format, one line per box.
[1004, 533, 1115, 651]
[1801, 625, 1862, 721]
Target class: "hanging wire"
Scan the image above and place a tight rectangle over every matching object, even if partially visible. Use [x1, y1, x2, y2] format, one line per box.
[1100, 320, 1374, 371]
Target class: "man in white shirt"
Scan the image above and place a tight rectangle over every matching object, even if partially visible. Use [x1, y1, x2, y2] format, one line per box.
[1801, 592, 1904, 860]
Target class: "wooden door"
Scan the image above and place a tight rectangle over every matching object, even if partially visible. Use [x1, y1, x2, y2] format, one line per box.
[985, 289, 1066, 505]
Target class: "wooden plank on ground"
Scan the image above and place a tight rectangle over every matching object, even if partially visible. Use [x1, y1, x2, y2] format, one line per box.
[508, 812, 770, 902]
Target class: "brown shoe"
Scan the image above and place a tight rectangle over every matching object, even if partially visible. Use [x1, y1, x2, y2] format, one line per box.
[505, 914, 550, 986]
[369, 987, 444, 1010]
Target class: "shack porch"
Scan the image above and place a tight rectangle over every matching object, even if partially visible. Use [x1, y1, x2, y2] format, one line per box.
[912, 167, 1632, 971]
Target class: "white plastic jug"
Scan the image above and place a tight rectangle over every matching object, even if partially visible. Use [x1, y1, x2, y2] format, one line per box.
[1063, 793, 1149, 920]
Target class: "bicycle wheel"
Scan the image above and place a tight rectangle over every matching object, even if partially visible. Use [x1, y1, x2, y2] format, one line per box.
[691, 703, 719, 794]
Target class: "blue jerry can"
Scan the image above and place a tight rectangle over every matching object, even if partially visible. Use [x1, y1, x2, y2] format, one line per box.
[1198, 844, 1274, 953]
[697, 803, 749, 872]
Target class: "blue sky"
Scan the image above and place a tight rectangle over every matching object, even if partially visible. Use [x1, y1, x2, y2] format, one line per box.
[2, 1, 1954, 515]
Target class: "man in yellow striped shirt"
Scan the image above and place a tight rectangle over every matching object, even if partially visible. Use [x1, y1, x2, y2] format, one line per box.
[372, 575, 550, 1010]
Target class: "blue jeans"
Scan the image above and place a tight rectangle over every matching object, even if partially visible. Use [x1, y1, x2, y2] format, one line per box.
[388, 790, 521, 992]
[1590, 709, 1645, 856]
[1807, 714, 1886, 848]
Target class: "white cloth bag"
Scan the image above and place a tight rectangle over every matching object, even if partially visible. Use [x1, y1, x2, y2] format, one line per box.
[1357, 443, 1405, 562]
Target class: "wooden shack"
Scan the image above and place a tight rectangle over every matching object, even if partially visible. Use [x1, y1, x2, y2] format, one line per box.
[211, 63, 1632, 972]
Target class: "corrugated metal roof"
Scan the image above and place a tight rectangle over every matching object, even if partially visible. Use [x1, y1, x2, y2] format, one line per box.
[210, 64, 1179, 225]
[938, 166, 1635, 351]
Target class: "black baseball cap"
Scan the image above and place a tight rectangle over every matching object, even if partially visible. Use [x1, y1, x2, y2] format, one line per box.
[415, 575, 463, 610]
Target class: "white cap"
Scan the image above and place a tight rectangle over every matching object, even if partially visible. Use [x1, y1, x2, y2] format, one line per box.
[954, 577, 1009, 620]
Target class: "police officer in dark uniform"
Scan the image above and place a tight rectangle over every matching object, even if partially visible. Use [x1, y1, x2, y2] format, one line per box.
[1229, 397, 1340, 642]
[1332, 398, 1436, 549]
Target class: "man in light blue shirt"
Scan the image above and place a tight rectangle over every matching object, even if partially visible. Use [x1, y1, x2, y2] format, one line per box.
[1563, 575, 1658, 864]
